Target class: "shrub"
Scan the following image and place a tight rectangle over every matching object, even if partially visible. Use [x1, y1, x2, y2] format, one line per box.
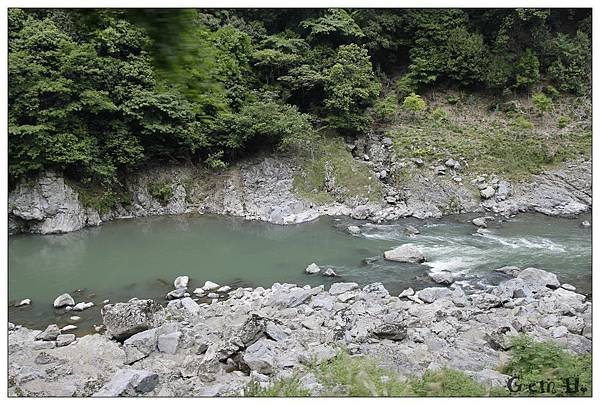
[514, 49, 540, 90]
[431, 107, 449, 123]
[147, 181, 173, 205]
[371, 94, 398, 123]
[557, 116, 570, 129]
[532, 92, 552, 116]
[244, 374, 310, 397]
[513, 115, 534, 130]
[402, 93, 427, 115]
[409, 368, 487, 397]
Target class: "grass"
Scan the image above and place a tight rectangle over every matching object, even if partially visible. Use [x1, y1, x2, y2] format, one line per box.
[500, 335, 592, 397]
[386, 91, 591, 181]
[244, 336, 592, 397]
[245, 352, 493, 397]
[293, 134, 383, 204]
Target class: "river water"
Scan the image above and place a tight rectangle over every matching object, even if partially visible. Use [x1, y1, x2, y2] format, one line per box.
[8, 213, 591, 334]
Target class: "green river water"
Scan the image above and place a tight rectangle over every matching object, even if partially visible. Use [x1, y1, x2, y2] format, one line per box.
[8, 213, 591, 334]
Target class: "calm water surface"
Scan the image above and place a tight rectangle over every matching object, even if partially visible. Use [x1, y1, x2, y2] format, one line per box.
[8, 213, 591, 333]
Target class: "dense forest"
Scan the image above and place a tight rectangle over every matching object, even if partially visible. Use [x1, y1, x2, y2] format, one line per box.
[8, 8, 592, 188]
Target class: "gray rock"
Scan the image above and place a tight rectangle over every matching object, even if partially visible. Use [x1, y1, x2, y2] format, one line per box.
[429, 271, 454, 285]
[15, 298, 31, 307]
[56, 334, 76, 347]
[305, 263, 321, 274]
[347, 225, 361, 235]
[451, 286, 469, 307]
[102, 299, 158, 341]
[269, 288, 312, 308]
[166, 288, 187, 300]
[362, 282, 389, 297]
[123, 328, 158, 364]
[265, 322, 288, 342]
[329, 282, 359, 295]
[480, 187, 495, 199]
[157, 331, 181, 354]
[494, 266, 522, 278]
[73, 302, 94, 311]
[35, 324, 61, 341]
[399, 288, 414, 298]
[180, 297, 200, 314]
[552, 326, 569, 339]
[383, 245, 426, 263]
[517, 267, 560, 289]
[561, 283, 577, 292]
[93, 369, 159, 397]
[61, 325, 77, 332]
[472, 216, 494, 228]
[404, 225, 420, 236]
[173, 275, 189, 289]
[581, 220, 591, 227]
[53, 293, 75, 308]
[33, 341, 56, 350]
[202, 281, 220, 291]
[417, 287, 451, 303]
[373, 323, 407, 341]
[243, 339, 276, 375]
[321, 268, 338, 277]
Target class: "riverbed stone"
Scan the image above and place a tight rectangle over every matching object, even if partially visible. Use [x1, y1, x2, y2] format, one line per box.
[383, 245, 425, 263]
[93, 369, 159, 396]
[305, 263, 321, 274]
[480, 187, 495, 199]
[202, 281, 220, 291]
[35, 324, 61, 341]
[53, 293, 75, 308]
[321, 268, 338, 277]
[347, 225, 361, 235]
[56, 334, 76, 347]
[243, 339, 276, 375]
[16, 298, 31, 307]
[158, 331, 181, 354]
[429, 271, 454, 285]
[417, 287, 451, 303]
[102, 299, 158, 341]
[517, 267, 560, 289]
[373, 323, 407, 341]
[329, 282, 359, 295]
[123, 328, 158, 364]
[174, 276, 189, 289]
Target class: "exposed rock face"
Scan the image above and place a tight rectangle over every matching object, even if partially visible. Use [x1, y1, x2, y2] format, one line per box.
[384, 245, 426, 263]
[9, 171, 101, 234]
[7, 268, 592, 397]
[8, 155, 591, 235]
[102, 299, 159, 341]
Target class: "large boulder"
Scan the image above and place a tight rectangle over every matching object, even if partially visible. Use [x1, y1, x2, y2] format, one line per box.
[93, 369, 159, 397]
[173, 276, 189, 289]
[329, 282, 359, 295]
[102, 299, 159, 341]
[373, 323, 407, 341]
[243, 339, 276, 375]
[517, 268, 560, 289]
[53, 293, 75, 308]
[123, 328, 158, 364]
[383, 245, 426, 263]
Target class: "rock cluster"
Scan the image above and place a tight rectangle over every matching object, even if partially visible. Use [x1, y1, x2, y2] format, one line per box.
[8, 267, 591, 397]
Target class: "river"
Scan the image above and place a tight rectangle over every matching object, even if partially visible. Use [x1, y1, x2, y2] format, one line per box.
[8, 212, 591, 334]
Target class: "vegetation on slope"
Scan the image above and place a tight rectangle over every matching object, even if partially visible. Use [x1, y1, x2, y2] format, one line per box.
[9, 8, 591, 191]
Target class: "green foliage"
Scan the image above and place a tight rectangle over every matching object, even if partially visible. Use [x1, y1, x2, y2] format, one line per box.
[324, 44, 381, 132]
[502, 335, 592, 397]
[371, 94, 398, 123]
[315, 352, 408, 396]
[532, 92, 552, 115]
[300, 9, 364, 45]
[293, 135, 383, 204]
[513, 115, 534, 130]
[409, 368, 486, 396]
[147, 181, 173, 205]
[431, 107, 449, 123]
[445, 28, 486, 85]
[557, 115, 570, 129]
[548, 31, 592, 95]
[402, 93, 427, 114]
[514, 49, 540, 90]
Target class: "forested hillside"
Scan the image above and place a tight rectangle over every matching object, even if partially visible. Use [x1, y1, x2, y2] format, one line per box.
[8, 9, 591, 188]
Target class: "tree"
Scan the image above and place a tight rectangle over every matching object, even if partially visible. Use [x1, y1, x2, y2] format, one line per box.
[323, 44, 381, 132]
[532, 92, 552, 116]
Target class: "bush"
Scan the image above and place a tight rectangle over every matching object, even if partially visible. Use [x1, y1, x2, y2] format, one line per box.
[532, 92, 552, 116]
[402, 93, 427, 115]
[409, 368, 487, 397]
[513, 115, 534, 130]
[147, 181, 173, 205]
[557, 116, 570, 129]
[431, 107, 449, 123]
[244, 374, 310, 397]
[371, 94, 398, 123]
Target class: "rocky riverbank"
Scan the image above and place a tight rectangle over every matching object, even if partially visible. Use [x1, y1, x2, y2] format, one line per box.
[8, 267, 591, 397]
[8, 138, 591, 235]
